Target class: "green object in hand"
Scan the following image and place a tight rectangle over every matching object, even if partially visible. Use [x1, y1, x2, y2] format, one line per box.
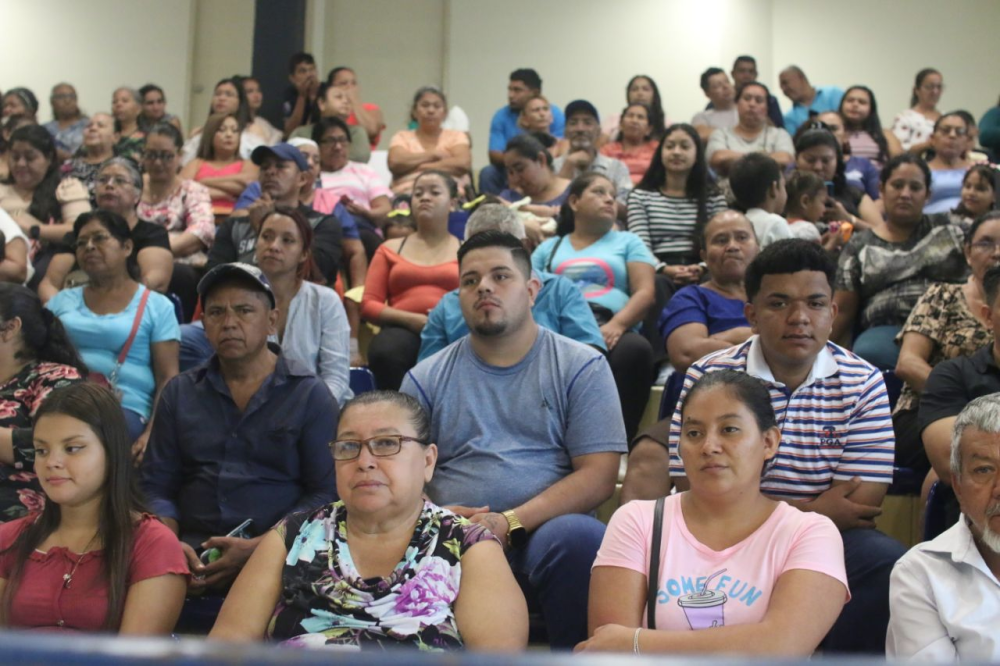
[203, 547, 221, 564]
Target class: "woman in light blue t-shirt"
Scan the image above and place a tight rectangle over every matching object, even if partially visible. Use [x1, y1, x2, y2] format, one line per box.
[531, 173, 656, 440]
[46, 211, 179, 452]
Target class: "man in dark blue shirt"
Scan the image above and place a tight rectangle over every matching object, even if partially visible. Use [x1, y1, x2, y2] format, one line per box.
[142, 263, 338, 590]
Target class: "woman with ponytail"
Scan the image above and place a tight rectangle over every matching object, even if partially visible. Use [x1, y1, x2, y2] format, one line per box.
[0, 284, 87, 520]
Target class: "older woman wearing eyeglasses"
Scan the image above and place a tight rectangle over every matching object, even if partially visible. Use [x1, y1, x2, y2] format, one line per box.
[211, 390, 528, 651]
[39, 157, 175, 303]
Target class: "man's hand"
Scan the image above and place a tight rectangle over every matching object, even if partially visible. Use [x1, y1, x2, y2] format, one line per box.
[442, 504, 489, 518]
[247, 193, 275, 233]
[566, 150, 593, 170]
[199, 536, 261, 588]
[343, 199, 370, 219]
[131, 430, 150, 467]
[468, 511, 510, 549]
[661, 264, 701, 285]
[804, 477, 881, 530]
[180, 541, 208, 590]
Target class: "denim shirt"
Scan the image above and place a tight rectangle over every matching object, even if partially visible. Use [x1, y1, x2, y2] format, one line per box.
[140, 346, 339, 546]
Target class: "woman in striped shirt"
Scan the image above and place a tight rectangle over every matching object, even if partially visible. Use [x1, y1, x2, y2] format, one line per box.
[627, 124, 727, 287]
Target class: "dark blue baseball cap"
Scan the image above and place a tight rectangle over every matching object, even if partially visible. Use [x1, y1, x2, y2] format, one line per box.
[197, 262, 276, 309]
[250, 142, 309, 171]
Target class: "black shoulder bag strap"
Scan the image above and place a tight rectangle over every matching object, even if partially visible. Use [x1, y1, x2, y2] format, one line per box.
[545, 235, 565, 273]
[647, 496, 666, 629]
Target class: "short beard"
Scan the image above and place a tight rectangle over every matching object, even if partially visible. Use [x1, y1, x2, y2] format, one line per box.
[472, 319, 508, 337]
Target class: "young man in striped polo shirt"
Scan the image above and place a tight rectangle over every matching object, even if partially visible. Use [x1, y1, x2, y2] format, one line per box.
[623, 239, 905, 653]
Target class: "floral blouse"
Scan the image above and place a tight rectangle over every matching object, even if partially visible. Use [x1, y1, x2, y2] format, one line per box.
[269, 500, 497, 651]
[0, 362, 84, 522]
[137, 179, 216, 250]
[894, 282, 992, 413]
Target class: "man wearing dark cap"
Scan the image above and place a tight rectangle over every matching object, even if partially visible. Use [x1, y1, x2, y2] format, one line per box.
[142, 262, 338, 593]
[553, 100, 632, 216]
[208, 142, 361, 287]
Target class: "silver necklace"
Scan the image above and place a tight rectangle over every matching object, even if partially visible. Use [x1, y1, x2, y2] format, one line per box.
[63, 533, 99, 589]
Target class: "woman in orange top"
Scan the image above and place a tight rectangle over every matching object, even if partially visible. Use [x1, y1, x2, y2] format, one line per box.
[361, 170, 460, 389]
[600, 103, 658, 185]
[179, 113, 257, 220]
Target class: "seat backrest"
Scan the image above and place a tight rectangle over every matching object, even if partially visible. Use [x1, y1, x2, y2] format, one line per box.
[350, 367, 377, 395]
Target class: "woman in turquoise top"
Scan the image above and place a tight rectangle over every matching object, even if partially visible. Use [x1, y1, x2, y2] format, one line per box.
[532, 173, 656, 440]
[45, 211, 179, 457]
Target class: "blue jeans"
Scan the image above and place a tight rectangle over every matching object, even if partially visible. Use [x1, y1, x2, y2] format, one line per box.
[122, 408, 146, 442]
[180, 321, 214, 372]
[852, 325, 902, 370]
[478, 164, 507, 195]
[824, 528, 907, 653]
[507, 514, 605, 650]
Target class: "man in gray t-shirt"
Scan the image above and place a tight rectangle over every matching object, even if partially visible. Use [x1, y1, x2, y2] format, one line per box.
[401, 230, 626, 649]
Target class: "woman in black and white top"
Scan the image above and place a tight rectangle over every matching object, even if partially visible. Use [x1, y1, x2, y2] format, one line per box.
[627, 124, 727, 287]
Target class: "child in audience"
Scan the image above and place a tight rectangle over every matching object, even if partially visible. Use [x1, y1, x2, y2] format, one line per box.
[0, 383, 187, 632]
[729, 153, 792, 248]
[949, 163, 997, 227]
[782, 170, 831, 243]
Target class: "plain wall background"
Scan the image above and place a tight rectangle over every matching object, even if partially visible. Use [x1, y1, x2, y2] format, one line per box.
[0, 0, 195, 129]
[3, 0, 998, 168]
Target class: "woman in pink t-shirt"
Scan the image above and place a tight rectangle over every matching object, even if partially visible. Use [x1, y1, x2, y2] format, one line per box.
[580, 370, 848, 655]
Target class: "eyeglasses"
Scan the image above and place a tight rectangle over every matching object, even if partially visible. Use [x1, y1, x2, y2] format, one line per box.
[937, 126, 968, 137]
[74, 233, 113, 250]
[971, 240, 1000, 252]
[96, 175, 134, 187]
[319, 137, 350, 146]
[143, 150, 176, 162]
[329, 435, 425, 461]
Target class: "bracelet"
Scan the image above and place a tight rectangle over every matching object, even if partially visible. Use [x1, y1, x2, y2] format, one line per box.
[633, 627, 642, 655]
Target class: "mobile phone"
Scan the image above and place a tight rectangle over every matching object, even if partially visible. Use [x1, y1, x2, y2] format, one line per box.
[200, 518, 254, 565]
[825, 182, 835, 197]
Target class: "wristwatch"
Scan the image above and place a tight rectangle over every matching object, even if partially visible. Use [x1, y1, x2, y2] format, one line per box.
[501, 510, 528, 549]
[29, 225, 41, 241]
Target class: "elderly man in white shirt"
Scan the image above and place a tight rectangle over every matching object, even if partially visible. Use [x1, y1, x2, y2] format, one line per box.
[887, 393, 1000, 660]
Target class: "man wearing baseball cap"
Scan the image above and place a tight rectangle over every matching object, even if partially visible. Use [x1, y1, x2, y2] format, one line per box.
[553, 100, 633, 216]
[208, 142, 361, 287]
[142, 262, 338, 603]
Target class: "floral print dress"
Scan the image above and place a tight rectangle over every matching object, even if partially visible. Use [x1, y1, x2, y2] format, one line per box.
[269, 500, 497, 651]
[0, 362, 84, 522]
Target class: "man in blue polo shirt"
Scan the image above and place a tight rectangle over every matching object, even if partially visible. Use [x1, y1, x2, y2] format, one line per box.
[479, 68, 565, 195]
[142, 263, 338, 591]
[779, 66, 844, 135]
[623, 239, 904, 654]
[418, 204, 603, 360]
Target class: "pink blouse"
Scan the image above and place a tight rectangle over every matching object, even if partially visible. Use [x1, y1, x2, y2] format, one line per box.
[137, 179, 215, 249]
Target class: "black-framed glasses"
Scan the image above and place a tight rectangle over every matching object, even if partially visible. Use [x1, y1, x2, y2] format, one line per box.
[96, 175, 133, 187]
[329, 435, 426, 461]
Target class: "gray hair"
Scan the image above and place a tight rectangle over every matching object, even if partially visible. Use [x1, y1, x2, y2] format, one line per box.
[950, 394, 1000, 478]
[98, 157, 144, 196]
[113, 86, 142, 105]
[464, 204, 525, 241]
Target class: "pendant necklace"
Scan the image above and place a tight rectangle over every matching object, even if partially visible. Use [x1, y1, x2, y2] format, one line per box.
[63, 533, 99, 589]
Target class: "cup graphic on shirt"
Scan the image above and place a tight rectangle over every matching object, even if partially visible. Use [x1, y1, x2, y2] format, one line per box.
[677, 569, 728, 630]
